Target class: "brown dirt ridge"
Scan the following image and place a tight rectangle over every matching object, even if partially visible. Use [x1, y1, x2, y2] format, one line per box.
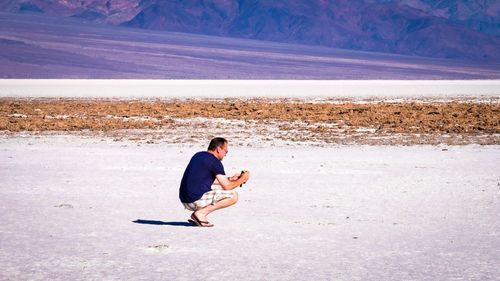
[1, 98, 499, 145]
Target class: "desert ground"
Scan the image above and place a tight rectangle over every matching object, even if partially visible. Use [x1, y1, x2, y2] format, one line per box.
[1, 135, 499, 280]
[1, 97, 499, 145]
[1, 96, 499, 280]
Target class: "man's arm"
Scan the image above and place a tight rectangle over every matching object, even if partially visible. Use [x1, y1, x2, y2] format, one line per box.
[215, 172, 250, 190]
[212, 173, 240, 185]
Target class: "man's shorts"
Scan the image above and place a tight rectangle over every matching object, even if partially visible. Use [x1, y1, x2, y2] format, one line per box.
[182, 186, 235, 211]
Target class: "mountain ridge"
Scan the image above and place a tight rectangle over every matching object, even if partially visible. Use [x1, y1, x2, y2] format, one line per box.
[1, 11, 499, 79]
[2, 0, 500, 61]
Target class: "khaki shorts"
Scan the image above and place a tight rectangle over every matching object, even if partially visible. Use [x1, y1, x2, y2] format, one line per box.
[182, 186, 234, 211]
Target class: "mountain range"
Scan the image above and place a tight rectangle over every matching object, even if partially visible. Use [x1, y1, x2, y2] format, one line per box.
[1, 0, 500, 61]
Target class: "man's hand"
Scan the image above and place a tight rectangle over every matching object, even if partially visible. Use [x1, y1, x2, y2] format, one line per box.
[217, 170, 250, 190]
[229, 171, 250, 182]
[228, 173, 241, 181]
[239, 170, 250, 184]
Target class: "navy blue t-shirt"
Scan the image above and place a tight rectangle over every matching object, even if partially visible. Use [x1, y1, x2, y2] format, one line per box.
[179, 151, 226, 203]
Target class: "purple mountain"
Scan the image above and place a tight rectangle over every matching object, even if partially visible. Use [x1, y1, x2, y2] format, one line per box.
[1, 10, 499, 79]
[393, 0, 500, 37]
[2, 0, 500, 61]
[0, 0, 141, 24]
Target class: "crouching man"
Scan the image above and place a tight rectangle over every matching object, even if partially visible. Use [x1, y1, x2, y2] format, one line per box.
[179, 137, 250, 227]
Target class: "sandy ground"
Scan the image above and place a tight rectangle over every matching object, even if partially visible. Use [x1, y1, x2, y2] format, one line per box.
[1, 97, 499, 145]
[1, 135, 499, 280]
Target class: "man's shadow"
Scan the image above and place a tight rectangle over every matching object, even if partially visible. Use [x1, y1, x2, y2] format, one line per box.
[133, 219, 194, 227]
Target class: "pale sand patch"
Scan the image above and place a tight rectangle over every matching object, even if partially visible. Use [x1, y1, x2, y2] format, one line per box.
[1, 80, 500, 97]
[1, 135, 499, 280]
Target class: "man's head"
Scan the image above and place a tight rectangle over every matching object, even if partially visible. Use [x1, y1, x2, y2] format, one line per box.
[207, 137, 228, 160]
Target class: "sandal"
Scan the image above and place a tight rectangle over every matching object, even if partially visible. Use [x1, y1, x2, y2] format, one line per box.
[190, 212, 214, 227]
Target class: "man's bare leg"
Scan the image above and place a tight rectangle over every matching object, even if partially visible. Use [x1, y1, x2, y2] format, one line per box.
[194, 191, 239, 223]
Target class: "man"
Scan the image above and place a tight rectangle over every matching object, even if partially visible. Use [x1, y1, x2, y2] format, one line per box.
[179, 137, 250, 227]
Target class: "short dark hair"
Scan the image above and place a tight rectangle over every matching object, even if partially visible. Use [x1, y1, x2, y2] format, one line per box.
[208, 137, 227, 151]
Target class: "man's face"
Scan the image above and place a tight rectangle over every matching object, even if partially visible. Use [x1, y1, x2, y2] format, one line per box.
[216, 143, 228, 160]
